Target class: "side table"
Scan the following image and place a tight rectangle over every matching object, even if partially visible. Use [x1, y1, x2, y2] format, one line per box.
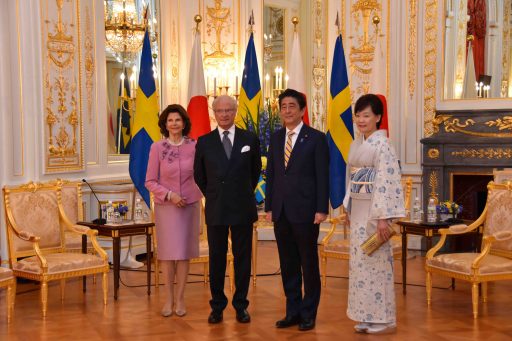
[78, 221, 154, 300]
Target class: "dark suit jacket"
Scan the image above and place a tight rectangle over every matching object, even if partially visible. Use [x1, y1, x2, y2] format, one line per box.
[194, 127, 262, 226]
[265, 124, 329, 224]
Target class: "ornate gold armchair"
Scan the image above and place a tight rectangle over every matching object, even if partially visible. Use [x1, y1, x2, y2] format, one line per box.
[151, 198, 234, 291]
[3, 182, 109, 317]
[320, 177, 412, 286]
[426, 181, 512, 318]
[0, 266, 15, 322]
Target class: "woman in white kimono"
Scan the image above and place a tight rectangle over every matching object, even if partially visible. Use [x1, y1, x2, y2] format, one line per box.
[343, 94, 405, 334]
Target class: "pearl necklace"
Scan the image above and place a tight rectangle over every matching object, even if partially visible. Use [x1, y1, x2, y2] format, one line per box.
[167, 137, 184, 146]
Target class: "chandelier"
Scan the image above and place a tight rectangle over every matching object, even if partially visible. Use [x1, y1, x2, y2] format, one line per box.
[104, 0, 147, 60]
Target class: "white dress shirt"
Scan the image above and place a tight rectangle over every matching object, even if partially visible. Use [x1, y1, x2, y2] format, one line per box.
[284, 121, 304, 153]
[218, 125, 236, 145]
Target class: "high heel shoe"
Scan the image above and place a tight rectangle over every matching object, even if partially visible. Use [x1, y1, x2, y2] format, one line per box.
[175, 300, 186, 317]
[161, 302, 173, 317]
[161, 308, 173, 317]
[175, 309, 187, 317]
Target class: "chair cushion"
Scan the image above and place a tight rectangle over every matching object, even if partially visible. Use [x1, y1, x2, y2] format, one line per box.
[0, 267, 14, 281]
[324, 238, 402, 255]
[427, 253, 512, 275]
[13, 252, 105, 275]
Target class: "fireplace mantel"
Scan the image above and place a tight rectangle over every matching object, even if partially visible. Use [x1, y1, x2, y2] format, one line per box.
[421, 109, 512, 211]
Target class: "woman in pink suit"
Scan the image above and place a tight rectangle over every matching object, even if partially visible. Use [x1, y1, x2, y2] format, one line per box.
[145, 104, 202, 317]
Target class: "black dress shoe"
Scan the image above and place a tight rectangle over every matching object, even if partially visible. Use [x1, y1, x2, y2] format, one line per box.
[298, 319, 315, 331]
[208, 311, 223, 324]
[236, 309, 251, 323]
[275, 315, 300, 328]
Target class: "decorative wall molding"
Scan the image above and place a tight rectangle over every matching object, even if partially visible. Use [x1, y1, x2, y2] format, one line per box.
[41, 0, 84, 173]
[408, 0, 417, 98]
[84, 5, 95, 124]
[311, 0, 327, 131]
[423, 0, 437, 137]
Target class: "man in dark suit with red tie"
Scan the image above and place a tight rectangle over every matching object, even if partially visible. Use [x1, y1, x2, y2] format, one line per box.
[265, 88, 329, 331]
[194, 95, 262, 325]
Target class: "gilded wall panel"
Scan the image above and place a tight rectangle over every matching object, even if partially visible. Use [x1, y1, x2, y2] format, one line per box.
[423, 0, 437, 137]
[41, 0, 84, 172]
[347, 0, 389, 99]
[311, 0, 327, 131]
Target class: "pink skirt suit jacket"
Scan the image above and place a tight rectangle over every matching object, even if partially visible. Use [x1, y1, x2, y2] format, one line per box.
[145, 137, 203, 260]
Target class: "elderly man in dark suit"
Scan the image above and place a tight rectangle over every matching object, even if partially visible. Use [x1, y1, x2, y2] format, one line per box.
[265, 88, 329, 331]
[194, 95, 262, 324]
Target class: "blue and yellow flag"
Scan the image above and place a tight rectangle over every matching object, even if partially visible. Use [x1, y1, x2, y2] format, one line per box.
[255, 174, 265, 204]
[327, 34, 354, 209]
[235, 32, 262, 129]
[116, 69, 131, 154]
[129, 30, 160, 207]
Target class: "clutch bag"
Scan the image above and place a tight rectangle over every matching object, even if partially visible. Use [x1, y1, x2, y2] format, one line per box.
[361, 225, 396, 256]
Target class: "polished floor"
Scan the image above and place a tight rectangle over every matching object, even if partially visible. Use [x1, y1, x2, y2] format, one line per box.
[1, 241, 511, 340]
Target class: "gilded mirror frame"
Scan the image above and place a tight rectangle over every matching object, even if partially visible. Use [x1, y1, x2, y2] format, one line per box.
[105, 0, 162, 160]
[440, 0, 512, 101]
[262, 1, 288, 106]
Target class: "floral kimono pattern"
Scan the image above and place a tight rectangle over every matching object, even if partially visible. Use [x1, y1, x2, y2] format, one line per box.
[343, 130, 405, 324]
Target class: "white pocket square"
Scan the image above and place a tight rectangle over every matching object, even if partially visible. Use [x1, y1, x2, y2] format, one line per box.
[241, 145, 251, 153]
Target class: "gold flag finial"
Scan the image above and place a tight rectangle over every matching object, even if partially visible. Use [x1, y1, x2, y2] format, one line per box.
[292, 16, 299, 32]
[248, 10, 255, 33]
[335, 12, 341, 35]
[372, 15, 380, 36]
[194, 14, 202, 33]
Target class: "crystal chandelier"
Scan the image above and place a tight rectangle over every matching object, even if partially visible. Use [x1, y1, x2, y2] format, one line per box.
[104, 0, 146, 60]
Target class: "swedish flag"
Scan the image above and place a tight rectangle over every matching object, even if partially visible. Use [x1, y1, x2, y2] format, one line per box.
[129, 30, 161, 206]
[116, 69, 131, 154]
[235, 32, 262, 129]
[327, 33, 354, 209]
[255, 174, 265, 204]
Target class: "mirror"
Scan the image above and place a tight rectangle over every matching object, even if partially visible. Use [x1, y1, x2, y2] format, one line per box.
[105, 0, 160, 155]
[443, 0, 512, 99]
[262, 4, 286, 107]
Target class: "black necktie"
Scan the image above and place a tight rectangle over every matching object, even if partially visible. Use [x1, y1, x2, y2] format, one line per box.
[222, 131, 232, 159]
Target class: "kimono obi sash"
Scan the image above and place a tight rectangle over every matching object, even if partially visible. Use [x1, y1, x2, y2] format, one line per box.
[350, 167, 376, 194]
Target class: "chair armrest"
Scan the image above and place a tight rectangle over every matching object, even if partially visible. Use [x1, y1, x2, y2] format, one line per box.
[66, 224, 99, 237]
[427, 221, 483, 259]
[321, 213, 347, 246]
[18, 230, 40, 242]
[447, 224, 470, 234]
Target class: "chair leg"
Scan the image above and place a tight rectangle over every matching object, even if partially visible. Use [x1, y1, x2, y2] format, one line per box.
[321, 255, 327, 287]
[472, 283, 479, 318]
[60, 279, 66, 301]
[426, 271, 432, 306]
[482, 282, 488, 303]
[102, 272, 108, 305]
[203, 263, 208, 284]
[41, 281, 48, 318]
[154, 259, 160, 289]
[228, 258, 235, 293]
[7, 280, 16, 322]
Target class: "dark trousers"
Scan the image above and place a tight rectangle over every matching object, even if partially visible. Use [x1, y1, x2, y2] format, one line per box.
[274, 210, 321, 320]
[207, 223, 253, 313]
